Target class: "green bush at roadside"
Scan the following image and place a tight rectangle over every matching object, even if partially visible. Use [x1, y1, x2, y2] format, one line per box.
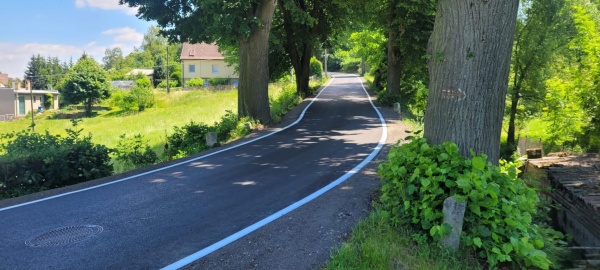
[270, 84, 301, 122]
[0, 120, 112, 199]
[376, 91, 401, 107]
[164, 111, 259, 160]
[310, 57, 324, 79]
[378, 137, 568, 269]
[114, 134, 159, 172]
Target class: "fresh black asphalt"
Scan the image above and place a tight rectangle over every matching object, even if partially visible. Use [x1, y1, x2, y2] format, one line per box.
[0, 75, 384, 269]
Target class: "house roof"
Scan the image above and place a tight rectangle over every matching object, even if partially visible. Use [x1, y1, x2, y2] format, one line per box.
[111, 80, 136, 88]
[14, 89, 60, 95]
[180, 43, 224, 60]
[126, 69, 154, 76]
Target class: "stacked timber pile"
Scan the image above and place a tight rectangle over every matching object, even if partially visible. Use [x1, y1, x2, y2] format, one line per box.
[528, 154, 600, 263]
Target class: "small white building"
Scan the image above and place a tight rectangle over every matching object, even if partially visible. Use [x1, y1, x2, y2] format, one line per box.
[0, 83, 60, 118]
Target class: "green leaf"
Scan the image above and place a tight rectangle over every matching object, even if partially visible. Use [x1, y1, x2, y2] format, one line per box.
[421, 178, 431, 187]
[471, 156, 485, 171]
[505, 218, 517, 227]
[534, 239, 545, 249]
[407, 184, 418, 195]
[502, 243, 514, 254]
[473, 237, 483, 248]
[456, 176, 470, 189]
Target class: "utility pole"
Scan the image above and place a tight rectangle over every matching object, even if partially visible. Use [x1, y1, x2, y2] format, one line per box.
[324, 49, 329, 78]
[28, 80, 35, 132]
[166, 46, 170, 94]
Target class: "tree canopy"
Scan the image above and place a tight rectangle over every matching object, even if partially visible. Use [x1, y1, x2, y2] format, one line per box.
[24, 55, 70, 90]
[121, 0, 277, 123]
[61, 55, 111, 116]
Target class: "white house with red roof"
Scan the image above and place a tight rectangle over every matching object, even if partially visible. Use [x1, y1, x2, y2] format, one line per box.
[180, 43, 238, 86]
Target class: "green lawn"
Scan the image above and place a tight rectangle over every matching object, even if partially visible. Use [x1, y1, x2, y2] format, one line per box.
[1, 85, 293, 157]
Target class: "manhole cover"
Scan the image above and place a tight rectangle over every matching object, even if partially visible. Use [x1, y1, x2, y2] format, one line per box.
[25, 225, 103, 247]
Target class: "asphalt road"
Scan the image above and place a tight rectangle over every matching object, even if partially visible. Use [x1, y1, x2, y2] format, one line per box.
[0, 74, 385, 269]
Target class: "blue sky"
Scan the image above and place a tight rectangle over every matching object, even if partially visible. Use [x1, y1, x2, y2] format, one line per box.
[0, 0, 154, 78]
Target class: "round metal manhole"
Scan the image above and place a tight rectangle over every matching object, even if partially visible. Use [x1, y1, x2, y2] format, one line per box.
[25, 225, 103, 247]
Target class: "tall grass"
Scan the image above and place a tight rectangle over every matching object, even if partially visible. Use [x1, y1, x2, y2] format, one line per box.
[326, 209, 482, 270]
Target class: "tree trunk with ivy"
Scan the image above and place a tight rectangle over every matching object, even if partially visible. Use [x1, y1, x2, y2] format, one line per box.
[423, 0, 519, 165]
[237, 0, 277, 124]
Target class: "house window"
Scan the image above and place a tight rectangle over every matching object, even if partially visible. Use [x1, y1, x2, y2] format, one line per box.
[212, 65, 219, 74]
[189, 64, 196, 73]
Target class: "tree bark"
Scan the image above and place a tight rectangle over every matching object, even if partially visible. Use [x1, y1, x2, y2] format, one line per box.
[279, 0, 315, 98]
[507, 86, 520, 148]
[386, 1, 403, 96]
[386, 37, 403, 95]
[237, 0, 277, 124]
[423, 0, 519, 165]
[294, 56, 311, 97]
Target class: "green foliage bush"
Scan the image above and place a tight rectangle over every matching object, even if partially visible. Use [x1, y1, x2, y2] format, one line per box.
[108, 89, 136, 111]
[170, 71, 182, 86]
[270, 84, 301, 122]
[165, 121, 211, 159]
[376, 91, 401, 107]
[186, 78, 205, 88]
[114, 134, 158, 171]
[215, 110, 239, 142]
[209, 78, 230, 86]
[108, 78, 155, 112]
[165, 113, 256, 160]
[378, 138, 566, 269]
[157, 80, 178, 88]
[0, 120, 112, 198]
[310, 57, 323, 79]
[130, 87, 154, 112]
[43, 93, 53, 110]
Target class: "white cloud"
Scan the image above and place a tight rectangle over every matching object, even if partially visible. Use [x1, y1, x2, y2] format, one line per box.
[75, 0, 138, 15]
[0, 43, 83, 77]
[102, 27, 144, 44]
[0, 27, 144, 78]
[0, 42, 119, 78]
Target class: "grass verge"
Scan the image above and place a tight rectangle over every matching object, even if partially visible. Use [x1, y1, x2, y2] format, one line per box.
[325, 209, 482, 270]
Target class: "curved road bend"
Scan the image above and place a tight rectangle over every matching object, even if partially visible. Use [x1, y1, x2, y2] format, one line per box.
[0, 74, 385, 269]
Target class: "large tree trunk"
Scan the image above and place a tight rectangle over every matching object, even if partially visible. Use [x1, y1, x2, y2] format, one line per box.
[294, 55, 311, 97]
[386, 2, 402, 96]
[279, 0, 314, 98]
[386, 37, 403, 95]
[506, 86, 520, 148]
[423, 0, 519, 165]
[237, 0, 277, 124]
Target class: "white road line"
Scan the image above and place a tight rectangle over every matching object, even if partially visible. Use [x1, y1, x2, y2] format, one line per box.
[161, 75, 388, 270]
[0, 77, 336, 213]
